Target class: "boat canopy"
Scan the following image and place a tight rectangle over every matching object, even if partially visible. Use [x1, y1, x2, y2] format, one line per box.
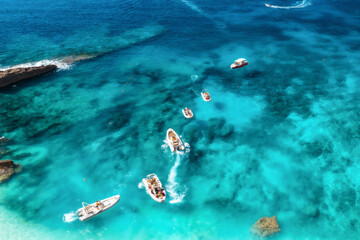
[235, 58, 246, 63]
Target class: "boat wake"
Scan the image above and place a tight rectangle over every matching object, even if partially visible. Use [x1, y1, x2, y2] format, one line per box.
[184, 142, 190, 154]
[138, 181, 144, 189]
[162, 140, 170, 152]
[265, 0, 312, 9]
[63, 211, 78, 223]
[0, 59, 72, 71]
[177, 0, 226, 29]
[166, 153, 186, 204]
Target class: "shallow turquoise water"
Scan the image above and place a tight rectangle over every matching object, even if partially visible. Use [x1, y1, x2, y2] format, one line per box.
[1, 0, 360, 239]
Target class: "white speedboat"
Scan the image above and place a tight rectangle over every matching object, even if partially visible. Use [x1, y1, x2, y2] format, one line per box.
[142, 174, 166, 203]
[231, 58, 248, 69]
[76, 195, 120, 221]
[201, 90, 211, 102]
[182, 107, 194, 119]
[166, 128, 185, 152]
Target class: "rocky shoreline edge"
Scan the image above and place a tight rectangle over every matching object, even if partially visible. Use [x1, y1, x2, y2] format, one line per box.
[0, 159, 22, 182]
[0, 65, 58, 88]
[0, 54, 95, 89]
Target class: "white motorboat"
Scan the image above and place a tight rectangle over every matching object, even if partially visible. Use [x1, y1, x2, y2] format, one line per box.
[231, 58, 248, 69]
[201, 90, 211, 102]
[142, 174, 166, 203]
[166, 128, 185, 152]
[76, 195, 120, 221]
[182, 107, 194, 119]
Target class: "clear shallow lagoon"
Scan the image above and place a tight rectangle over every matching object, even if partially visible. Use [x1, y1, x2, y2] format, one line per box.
[1, 0, 360, 239]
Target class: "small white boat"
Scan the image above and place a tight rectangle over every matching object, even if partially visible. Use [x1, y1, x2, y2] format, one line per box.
[182, 107, 194, 119]
[231, 58, 248, 69]
[166, 128, 185, 152]
[76, 195, 120, 221]
[201, 90, 211, 102]
[142, 174, 166, 203]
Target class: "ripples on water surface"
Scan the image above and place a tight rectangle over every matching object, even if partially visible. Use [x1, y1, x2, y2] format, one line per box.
[1, 0, 360, 239]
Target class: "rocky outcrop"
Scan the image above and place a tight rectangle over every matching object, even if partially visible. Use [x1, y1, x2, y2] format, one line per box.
[251, 216, 280, 237]
[0, 65, 57, 88]
[0, 24, 165, 90]
[0, 160, 22, 182]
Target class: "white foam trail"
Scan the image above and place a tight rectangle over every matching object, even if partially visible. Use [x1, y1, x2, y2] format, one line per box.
[181, 0, 204, 14]
[265, 0, 311, 9]
[162, 140, 170, 152]
[63, 211, 78, 223]
[0, 59, 72, 71]
[178, 0, 226, 29]
[184, 142, 191, 154]
[166, 153, 186, 204]
[138, 181, 144, 189]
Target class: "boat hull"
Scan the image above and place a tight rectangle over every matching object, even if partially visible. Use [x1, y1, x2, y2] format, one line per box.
[182, 109, 193, 118]
[201, 92, 211, 102]
[231, 62, 248, 69]
[142, 174, 166, 203]
[76, 195, 120, 222]
[166, 128, 185, 152]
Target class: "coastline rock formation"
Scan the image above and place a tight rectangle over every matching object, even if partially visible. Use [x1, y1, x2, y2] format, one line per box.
[0, 64, 57, 88]
[251, 216, 280, 237]
[0, 160, 22, 182]
[0, 24, 165, 89]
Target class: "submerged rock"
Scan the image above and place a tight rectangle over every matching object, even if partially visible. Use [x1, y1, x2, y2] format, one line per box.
[207, 118, 234, 140]
[0, 65, 57, 88]
[0, 159, 22, 182]
[183, 124, 202, 144]
[251, 216, 280, 237]
[304, 205, 320, 218]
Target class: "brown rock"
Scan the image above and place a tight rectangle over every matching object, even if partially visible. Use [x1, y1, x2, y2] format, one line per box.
[251, 216, 280, 237]
[0, 159, 22, 182]
[0, 64, 57, 88]
[0, 160, 14, 167]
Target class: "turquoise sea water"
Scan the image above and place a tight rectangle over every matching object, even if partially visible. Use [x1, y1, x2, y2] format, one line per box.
[1, 0, 360, 239]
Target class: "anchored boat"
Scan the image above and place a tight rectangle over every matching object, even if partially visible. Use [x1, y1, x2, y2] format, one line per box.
[201, 89, 211, 102]
[166, 128, 185, 152]
[231, 58, 248, 69]
[76, 195, 120, 221]
[142, 174, 166, 203]
[182, 107, 194, 118]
